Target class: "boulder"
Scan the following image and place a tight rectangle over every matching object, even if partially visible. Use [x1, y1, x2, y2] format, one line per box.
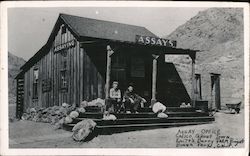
[72, 119, 97, 142]
[30, 108, 36, 113]
[77, 107, 86, 113]
[69, 111, 79, 119]
[95, 98, 105, 107]
[157, 112, 168, 118]
[103, 114, 117, 120]
[80, 101, 88, 108]
[62, 103, 70, 108]
[64, 116, 73, 124]
[152, 102, 167, 113]
[103, 111, 117, 120]
[21, 113, 31, 120]
[54, 117, 65, 129]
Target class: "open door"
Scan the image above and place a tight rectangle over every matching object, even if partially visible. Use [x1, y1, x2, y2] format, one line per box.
[157, 55, 190, 107]
[210, 73, 221, 110]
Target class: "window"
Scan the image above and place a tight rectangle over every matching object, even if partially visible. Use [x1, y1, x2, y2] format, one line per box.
[33, 68, 39, 99]
[61, 25, 66, 34]
[60, 70, 68, 91]
[60, 51, 68, 91]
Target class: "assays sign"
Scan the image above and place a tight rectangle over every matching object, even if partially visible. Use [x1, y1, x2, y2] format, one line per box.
[135, 35, 177, 48]
[54, 39, 76, 53]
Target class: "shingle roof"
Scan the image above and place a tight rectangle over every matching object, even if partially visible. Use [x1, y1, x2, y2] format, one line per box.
[60, 13, 157, 43]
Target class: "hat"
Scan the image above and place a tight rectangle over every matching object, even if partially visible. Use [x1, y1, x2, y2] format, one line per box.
[128, 82, 134, 87]
[113, 81, 118, 84]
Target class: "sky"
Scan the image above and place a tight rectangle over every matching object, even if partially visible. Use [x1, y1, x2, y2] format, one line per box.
[8, 7, 207, 60]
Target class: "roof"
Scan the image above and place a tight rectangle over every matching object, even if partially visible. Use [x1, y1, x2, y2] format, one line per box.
[60, 13, 157, 43]
[18, 13, 199, 75]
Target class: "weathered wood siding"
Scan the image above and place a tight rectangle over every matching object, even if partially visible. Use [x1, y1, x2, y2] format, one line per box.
[23, 23, 105, 110]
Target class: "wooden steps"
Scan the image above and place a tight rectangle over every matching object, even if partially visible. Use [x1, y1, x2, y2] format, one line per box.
[63, 107, 215, 132]
[77, 111, 209, 119]
[64, 116, 214, 129]
[85, 106, 196, 113]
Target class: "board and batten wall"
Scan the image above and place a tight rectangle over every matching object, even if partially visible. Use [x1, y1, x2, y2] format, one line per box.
[23, 24, 105, 111]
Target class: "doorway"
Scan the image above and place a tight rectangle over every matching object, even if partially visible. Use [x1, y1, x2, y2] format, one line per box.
[210, 73, 221, 110]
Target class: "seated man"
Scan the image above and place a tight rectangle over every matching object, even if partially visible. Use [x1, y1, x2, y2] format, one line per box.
[108, 81, 122, 113]
[123, 83, 146, 113]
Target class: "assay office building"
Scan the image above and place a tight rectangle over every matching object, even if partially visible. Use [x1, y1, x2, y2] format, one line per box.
[15, 13, 200, 118]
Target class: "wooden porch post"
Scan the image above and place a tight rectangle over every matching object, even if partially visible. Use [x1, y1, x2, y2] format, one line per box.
[190, 52, 196, 107]
[151, 54, 159, 106]
[105, 45, 114, 103]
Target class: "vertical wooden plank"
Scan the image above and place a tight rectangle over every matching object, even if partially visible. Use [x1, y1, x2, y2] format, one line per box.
[51, 41, 55, 107]
[86, 53, 90, 101]
[73, 39, 77, 104]
[29, 67, 33, 108]
[76, 41, 80, 106]
[41, 56, 45, 108]
[38, 60, 42, 108]
[49, 48, 52, 107]
[45, 53, 49, 108]
[24, 73, 27, 111]
[66, 28, 71, 104]
[55, 30, 59, 106]
[79, 48, 83, 102]
[82, 48, 87, 101]
[70, 34, 74, 105]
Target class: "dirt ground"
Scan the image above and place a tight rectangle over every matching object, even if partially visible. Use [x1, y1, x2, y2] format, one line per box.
[9, 109, 245, 148]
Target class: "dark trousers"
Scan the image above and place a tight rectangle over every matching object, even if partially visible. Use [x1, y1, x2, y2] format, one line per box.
[124, 99, 141, 113]
[107, 98, 122, 113]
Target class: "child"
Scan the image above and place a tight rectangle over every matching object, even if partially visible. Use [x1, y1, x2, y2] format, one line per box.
[108, 81, 122, 113]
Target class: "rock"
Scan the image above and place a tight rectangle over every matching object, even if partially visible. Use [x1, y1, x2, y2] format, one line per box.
[72, 119, 97, 142]
[21, 113, 31, 120]
[157, 112, 168, 118]
[64, 116, 73, 124]
[152, 102, 167, 113]
[66, 104, 76, 115]
[69, 111, 79, 119]
[80, 101, 88, 108]
[77, 107, 86, 113]
[95, 98, 105, 107]
[30, 108, 36, 113]
[103, 111, 117, 120]
[51, 116, 60, 125]
[103, 114, 117, 120]
[62, 103, 70, 108]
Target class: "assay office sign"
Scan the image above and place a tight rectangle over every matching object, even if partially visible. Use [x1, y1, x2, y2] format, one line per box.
[54, 39, 76, 53]
[135, 35, 177, 48]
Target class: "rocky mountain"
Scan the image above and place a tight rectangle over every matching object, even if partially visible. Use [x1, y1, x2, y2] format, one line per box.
[8, 52, 26, 105]
[165, 8, 244, 107]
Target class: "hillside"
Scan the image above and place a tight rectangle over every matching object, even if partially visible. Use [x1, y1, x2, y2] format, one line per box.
[8, 52, 26, 105]
[165, 8, 244, 107]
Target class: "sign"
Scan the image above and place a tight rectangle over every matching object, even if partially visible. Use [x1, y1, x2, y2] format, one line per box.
[135, 35, 177, 48]
[54, 39, 76, 53]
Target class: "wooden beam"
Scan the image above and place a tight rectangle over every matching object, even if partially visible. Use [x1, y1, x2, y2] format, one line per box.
[105, 45, 114, 105]
[190, 52, 196, 107]
[151, 54, 159, 106]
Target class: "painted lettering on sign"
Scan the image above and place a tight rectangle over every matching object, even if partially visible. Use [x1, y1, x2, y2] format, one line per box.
[135, 35, 177, 48]
[54, 39, 76, 53]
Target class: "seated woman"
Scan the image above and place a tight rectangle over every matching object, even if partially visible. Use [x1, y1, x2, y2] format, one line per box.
[108, 81, 122, 113]
[123, 83, 146, 113]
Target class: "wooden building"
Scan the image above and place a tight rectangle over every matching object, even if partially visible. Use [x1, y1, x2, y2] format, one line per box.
[15, 13, 199, 118]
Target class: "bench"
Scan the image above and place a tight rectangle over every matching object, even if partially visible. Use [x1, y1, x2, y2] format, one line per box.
[226, 102, 241, 114]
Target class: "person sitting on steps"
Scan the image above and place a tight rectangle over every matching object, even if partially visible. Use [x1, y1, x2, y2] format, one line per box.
[123, 83, 146, 114]
[108, 81, 122, 113]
